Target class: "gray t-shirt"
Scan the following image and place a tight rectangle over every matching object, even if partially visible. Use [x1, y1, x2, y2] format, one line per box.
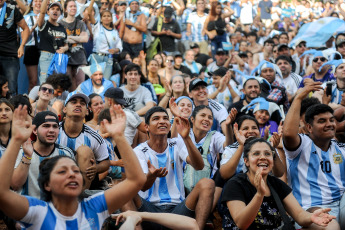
[124, 109, 142, 145]
[120, 86, 154, 112]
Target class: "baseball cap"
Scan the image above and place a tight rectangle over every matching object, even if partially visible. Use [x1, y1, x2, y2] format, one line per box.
[190, 43, 199, 49]
[209, 67, 228, 77]
[33, 111, 59, 128]
[294, 39, 306, 48]
[164, 6, 174, 18]
[119, 1, 127, 5]
[174, 52, 183, 58]
[48, 2, 63, 12]
[104, 87, 127, 106]
[216, 48, 227, 55]
[64, 91, 90, 106]
[277, 43, 289, 51]
[189, 78, 208, 92]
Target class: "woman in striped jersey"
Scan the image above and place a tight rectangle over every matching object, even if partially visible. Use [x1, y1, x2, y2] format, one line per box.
[0, 105, 146, 230]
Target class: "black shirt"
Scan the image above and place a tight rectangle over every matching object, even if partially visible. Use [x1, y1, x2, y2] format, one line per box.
[221, 173, 291, 230]
[174, 65, 192, 76]
[38, 21, 67, 53]
[195, 53, 211, 66]
[0, 4, 23, 57]
[152, 18, 181, 52]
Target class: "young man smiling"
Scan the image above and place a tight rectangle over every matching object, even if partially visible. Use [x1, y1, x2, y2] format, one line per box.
[11, 111, 75, 198]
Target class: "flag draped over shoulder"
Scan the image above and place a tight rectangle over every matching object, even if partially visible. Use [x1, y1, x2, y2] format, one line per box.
[290, 17, 345, 48]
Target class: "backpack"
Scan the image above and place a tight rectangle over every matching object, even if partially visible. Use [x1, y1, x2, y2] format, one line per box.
[183, 131, 215, 194]
[147, 17, 163, 61]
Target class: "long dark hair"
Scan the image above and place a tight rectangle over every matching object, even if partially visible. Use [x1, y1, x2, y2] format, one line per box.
[101, 10, 114, 28]
[0, 75, 9, 99]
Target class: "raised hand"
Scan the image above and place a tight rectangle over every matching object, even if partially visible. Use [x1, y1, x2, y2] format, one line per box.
[254, 167, 267, 197]
[322, 88, 332, 105]
[234, 122, 246, 146]
[297, 81, 323, 99]
[22, 138, 34, 158]
[278, 121, 283, 136]
[147, 160, 168, 178]
[269, 132, 281, 149]
[85, 158, 97, 180]
[225, 108, 237, 126]
[12, 105, 35, 143]
[175, 116, 190, 138]
[164, 80, 172, 96]
[310, 208, 336, 227]
[101, 105, 127, 137]
[263, 125, 271, 140]
[169, 97, 180, 117]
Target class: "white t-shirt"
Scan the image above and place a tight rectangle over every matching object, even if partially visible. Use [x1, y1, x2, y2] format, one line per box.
[134, 138, 188, 205]
[283, 134, 345, 209]
[92, 22, 123, 54]
[282, 72, 302, 97]
[186, 12, 208, 42]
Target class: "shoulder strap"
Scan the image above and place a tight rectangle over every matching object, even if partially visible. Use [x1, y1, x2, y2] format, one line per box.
[201, 131, 216, 171]
[72, 19, 78, 36]
[102, 25, 112, 49]
[157, 16, 163, 32]
[267, 180, 295, 230]
[30, 16, 38, 47]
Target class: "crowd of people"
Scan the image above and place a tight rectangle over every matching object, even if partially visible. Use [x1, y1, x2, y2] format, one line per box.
[1, 0, 345, 229]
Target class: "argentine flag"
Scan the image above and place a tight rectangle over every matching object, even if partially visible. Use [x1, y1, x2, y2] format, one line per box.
[290, 17, 345, 48]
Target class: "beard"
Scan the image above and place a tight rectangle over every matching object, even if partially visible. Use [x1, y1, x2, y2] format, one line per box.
[37, 133, 56, 147]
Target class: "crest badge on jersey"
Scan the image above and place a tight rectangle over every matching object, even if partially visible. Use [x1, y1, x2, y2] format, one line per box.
[333, 153, 343, 164]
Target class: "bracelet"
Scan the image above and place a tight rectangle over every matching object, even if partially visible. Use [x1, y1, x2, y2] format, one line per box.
[23, 155, 32, 160]
[21, 160, 31, 165]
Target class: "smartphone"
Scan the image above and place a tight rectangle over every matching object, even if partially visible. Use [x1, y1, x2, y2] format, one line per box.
[326, 83, 332, 96]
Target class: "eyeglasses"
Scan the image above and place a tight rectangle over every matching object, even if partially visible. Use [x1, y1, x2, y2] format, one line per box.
[101, 2, 109, 5]
[338, 44, 345, 48]
[166, 60, 174, 63]
[313, 57, 327, 62]
[297, 43, 306, 48]
[40, 87, 54, 94]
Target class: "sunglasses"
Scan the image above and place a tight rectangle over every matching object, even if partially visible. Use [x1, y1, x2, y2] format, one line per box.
[101, 2, 109, 5]
[297, 43, 306, 48]
[40, 87, 54, 94]
[313, 57, 327, 62]
[166, 59, 174, 63]
[338, 44, 345, 48]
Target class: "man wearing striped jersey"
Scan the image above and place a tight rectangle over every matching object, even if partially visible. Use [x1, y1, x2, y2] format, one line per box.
[283, 82, 344, 229]
[313, 60, 345, 110]
[276, 55, 302, 103]
[11, 111, 75, 199]
[56, 92, 110, 189]
[131, 107, 215, 230]
[186, 0, 208, 55]
[189, 78, 230, 137]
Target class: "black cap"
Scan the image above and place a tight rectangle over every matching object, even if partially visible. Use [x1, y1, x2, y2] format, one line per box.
[190, 43, 199, 49]
[119, 60, 131, 69]
[164, 6, 174, 18]
[209, 67, 228, 77]
[277, 43, 289, 51]
[189, 78, 208, 91]
[119, 1, 127, 5]
[216, 48, 227, 55]
[174, 52, 183, 58]
[33, 111, 59, 128]
[104, 87, 127, 105]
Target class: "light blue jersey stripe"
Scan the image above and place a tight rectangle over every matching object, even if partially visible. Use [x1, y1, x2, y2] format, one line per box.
[157, 153, 171, 203]
[320, 150, 341, 201]
[41, 206, 56, 230]
[67, 137, 76, 150]
[84, 136, 91, 147]
[289, 152, 302, 204]
[169, 145, 182, 201]
[307, 144, 322, 206]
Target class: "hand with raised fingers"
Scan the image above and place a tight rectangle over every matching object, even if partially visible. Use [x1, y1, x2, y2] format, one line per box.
[311, 208, 336, 227]
[12, 105, 35, 143]
[175, 116, 190, 138]
[147, 160, 168, 178]
[254, 167, 266, 197]
[225, 108, 238, 126]
[297, 81, 323, 99]
[101, 105, 127, 137]
[263, 125, 271, 140]
[22, 138, 34, 158]
[234, 122, 246, 146]
[85, 158, 97, 180]
[269, 132, 281, 149]
[169, 97, 180, 117]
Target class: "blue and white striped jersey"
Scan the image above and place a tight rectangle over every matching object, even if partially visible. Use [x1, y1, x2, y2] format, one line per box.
[203, 99, 228, 132]
[20, 192, 109, 230]
[57, 123, 109, 162]
[134, 138, 188, 206]
[92, 22, 123, 54]
[220, 142, 243, 174]
[15, 144, 75, 199]
[321, 80, 344, 104]
[186, 12, 207, 42]
[283, 134, 345, 209]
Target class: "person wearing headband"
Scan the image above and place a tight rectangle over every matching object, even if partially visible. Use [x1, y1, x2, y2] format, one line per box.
[11, 111, 75, 199]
